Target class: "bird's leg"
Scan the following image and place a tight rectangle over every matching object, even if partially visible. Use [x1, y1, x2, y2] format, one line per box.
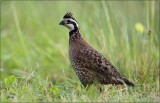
[100, 87, 103, 93]
[95, 83, 104, 93]
[99, 85, 104, 93]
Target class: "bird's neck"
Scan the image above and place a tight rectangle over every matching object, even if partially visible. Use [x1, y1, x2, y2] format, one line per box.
[69, 30, 82, 41]
[69, 27, 80, 38]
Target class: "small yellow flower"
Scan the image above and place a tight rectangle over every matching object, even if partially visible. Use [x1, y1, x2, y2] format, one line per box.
[135, 22, 144, 33]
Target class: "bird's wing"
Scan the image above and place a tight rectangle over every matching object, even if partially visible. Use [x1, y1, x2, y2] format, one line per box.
[76, 48, 134, 86]
[77, 49, 123, 79]
[77, 49, 134, 86]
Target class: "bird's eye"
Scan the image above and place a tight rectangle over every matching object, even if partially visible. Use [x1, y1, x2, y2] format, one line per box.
[67, 20, 71, 23]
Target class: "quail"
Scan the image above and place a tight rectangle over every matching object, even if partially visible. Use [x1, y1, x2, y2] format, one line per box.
[59, 12, 134, 88]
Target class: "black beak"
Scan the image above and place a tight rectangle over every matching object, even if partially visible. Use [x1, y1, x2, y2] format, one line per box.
[59, 20, 65, 25]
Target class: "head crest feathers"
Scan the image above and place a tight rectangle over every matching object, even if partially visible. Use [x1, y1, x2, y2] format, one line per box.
[63, 12, 76, 20]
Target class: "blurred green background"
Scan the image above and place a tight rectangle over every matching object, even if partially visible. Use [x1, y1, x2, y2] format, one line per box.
[1, 1, 159, 102]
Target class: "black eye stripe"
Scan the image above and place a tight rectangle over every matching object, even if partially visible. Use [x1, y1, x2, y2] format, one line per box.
[66, 20, 77, 28]
[67, 20, 75, 24]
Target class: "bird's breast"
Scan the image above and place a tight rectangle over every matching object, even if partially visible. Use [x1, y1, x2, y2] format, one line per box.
[69, 35, 91, 69]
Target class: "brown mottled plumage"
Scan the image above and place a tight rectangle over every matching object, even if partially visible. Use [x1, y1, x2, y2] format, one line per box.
[59, 12, 134, 88]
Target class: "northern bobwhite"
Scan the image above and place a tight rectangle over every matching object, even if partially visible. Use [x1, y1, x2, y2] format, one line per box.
[59, 12, 134, 88]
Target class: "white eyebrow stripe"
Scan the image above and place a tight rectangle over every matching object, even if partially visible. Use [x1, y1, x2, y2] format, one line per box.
[68, 18, 78, 27]
[63, 18, 78, 27]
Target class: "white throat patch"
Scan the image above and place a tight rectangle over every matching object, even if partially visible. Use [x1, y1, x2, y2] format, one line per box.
[65, 24, 74, 31]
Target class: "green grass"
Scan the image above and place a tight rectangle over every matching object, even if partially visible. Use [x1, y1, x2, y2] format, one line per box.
[0, 1, 159, 102]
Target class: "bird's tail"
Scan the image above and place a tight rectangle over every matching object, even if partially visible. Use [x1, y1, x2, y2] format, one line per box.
[117, 77, 135, 87]
[123, 78, 134, 87]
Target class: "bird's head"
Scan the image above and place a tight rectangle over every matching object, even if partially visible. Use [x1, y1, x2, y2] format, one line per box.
[59, 12, 78, 32]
